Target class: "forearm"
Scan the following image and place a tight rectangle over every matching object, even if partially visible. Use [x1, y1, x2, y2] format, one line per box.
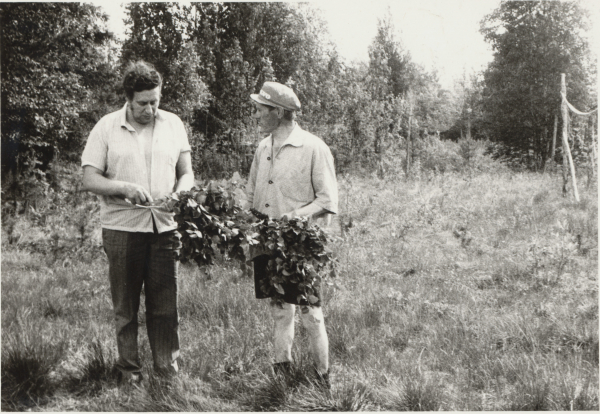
[174, 173, 194, 193]
[82, 171, 128, 198]
[82, 166, 153, 204]
[291, 202, 329, 218]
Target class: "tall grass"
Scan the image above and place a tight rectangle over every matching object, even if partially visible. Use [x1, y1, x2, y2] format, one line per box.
[1, 156, 597, 410]
[1, 315, 67, 409]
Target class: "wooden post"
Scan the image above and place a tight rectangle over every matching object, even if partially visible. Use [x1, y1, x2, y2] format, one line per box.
[405, 100, 413, 179]
[561, 73, 580, 202]
[551, 114, 558, 158]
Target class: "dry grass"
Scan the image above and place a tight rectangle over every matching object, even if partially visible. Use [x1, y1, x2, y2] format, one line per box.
[1, 168, 598, 411]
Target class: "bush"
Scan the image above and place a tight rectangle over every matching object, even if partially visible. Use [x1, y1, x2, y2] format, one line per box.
[1, 161, 103, 264]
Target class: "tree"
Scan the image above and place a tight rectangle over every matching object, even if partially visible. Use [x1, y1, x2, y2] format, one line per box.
[121, 3, 209, 117]
[0, 3, 117, 176]
[187, 3, 332, 148]
[480, 1, 596, 169]
[368, 11, 413, 100]
[121, 2, 334, 177]
[443, 73, 487, 141]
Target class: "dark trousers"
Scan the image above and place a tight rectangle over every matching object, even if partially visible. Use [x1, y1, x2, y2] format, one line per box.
[102, 228, 181, 376]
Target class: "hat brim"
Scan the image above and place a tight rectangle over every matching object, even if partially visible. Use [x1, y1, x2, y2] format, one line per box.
[250, 94, 278, 108]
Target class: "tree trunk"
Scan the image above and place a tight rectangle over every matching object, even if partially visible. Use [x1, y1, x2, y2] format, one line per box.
[544, 115, 557, 173]
[405, 109, 412, 180]
[378, 126, 385, 179]
[466, 116, 471, 141]
[561, 73, 579, 202]
[588, 116, 597, 189]
[551, 114, 558, 159]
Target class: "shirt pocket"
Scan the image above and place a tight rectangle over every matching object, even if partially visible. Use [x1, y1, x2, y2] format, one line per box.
[154, 140, 180, 172]
[278, 162, 314, 203]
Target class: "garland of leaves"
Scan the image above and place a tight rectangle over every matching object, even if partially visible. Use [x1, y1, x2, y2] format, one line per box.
[164, 181, 336, 305]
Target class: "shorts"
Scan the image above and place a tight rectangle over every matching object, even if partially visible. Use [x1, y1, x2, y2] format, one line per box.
[253, 255, 322, 307]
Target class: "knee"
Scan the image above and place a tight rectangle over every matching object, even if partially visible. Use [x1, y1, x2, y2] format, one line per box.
[271, 302, 295, 326]
[300, 306, 325, 331]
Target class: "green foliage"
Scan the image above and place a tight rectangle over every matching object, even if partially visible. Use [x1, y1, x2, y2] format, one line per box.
[254, 215, 335, 306]
[480, 1, 597, 169]
[167, 181, 257, 268]
[1, 162, 103, 266]
[166, 179, 336, 306]
[121, 2, 333, 177]
[0, 3, 118, 175]
[368, 11, 414, 100]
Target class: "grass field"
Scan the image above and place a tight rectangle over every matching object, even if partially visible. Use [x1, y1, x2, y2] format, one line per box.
[2, 167, 598, 411]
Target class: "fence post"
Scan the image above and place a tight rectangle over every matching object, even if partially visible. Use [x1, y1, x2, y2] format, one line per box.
[405, 99, 413, 180]
[551, 114, 558, 159]
[561, 73, 580, 202]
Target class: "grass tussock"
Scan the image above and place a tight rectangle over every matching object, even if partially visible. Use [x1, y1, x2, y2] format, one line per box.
[68, 340, 118, 395]
[1, 324, 67, 409]
[1, 166, 598, 411]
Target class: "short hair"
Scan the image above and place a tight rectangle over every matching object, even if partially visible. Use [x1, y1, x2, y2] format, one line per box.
[268, 106, 296, 122]
[282, 109, 296, 122]
[122, 61, 162, 100]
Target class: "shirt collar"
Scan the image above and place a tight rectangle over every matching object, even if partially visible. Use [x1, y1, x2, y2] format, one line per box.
[269, 123, 303, 148]
[120, 102, 163, 132]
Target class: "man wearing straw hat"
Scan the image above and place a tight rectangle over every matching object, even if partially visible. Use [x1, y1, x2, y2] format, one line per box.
[246, 81, 338, 388]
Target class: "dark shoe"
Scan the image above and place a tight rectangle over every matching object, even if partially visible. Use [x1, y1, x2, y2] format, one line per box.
[273, 361, 295, 387]
[273, 361, 293, 378]
[117, 370, 143, 387]
[154, 364, 178, 380]
[314, 369, 331, 390]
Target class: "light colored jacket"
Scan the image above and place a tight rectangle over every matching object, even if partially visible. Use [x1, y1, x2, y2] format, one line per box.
[246, 124, 338, 220]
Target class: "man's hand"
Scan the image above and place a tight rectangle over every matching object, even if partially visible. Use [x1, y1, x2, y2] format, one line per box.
[82, 166, 154, 205]
[281, 210, 297, 221]
[121, 183, 154, 205]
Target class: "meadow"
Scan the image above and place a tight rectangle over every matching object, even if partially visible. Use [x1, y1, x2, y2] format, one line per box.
[1, 145, 598, 411]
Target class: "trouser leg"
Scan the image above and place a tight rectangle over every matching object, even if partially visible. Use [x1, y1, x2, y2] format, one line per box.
[299, 305, 329, 374]
[102, 229, 146, 374]
[145, 230, 180, 376]
[271, 302, 295, 364]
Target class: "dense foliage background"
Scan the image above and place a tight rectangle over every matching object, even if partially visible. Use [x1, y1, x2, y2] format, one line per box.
[0, 1, 597, 210]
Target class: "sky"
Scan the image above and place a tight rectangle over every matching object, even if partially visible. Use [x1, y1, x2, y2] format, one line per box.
[315, 0, 499, 88]
[100, 0, 599, 90]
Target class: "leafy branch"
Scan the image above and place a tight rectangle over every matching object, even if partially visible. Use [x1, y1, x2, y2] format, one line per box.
[165, 182, 337, 305]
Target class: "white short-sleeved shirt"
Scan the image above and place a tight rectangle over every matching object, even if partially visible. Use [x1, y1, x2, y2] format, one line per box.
[246, 124, 338, 220]
[81, 104, 191, 233]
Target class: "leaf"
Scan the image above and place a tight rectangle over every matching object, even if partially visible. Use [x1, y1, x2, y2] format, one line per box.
[307, 294, 319, 304]
[274, 283, 285, 295]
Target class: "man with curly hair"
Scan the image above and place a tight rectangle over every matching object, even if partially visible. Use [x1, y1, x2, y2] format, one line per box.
[81, 61, 194, 384]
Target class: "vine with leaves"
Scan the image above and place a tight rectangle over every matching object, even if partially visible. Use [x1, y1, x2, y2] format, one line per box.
[164, 179, 337, 305]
